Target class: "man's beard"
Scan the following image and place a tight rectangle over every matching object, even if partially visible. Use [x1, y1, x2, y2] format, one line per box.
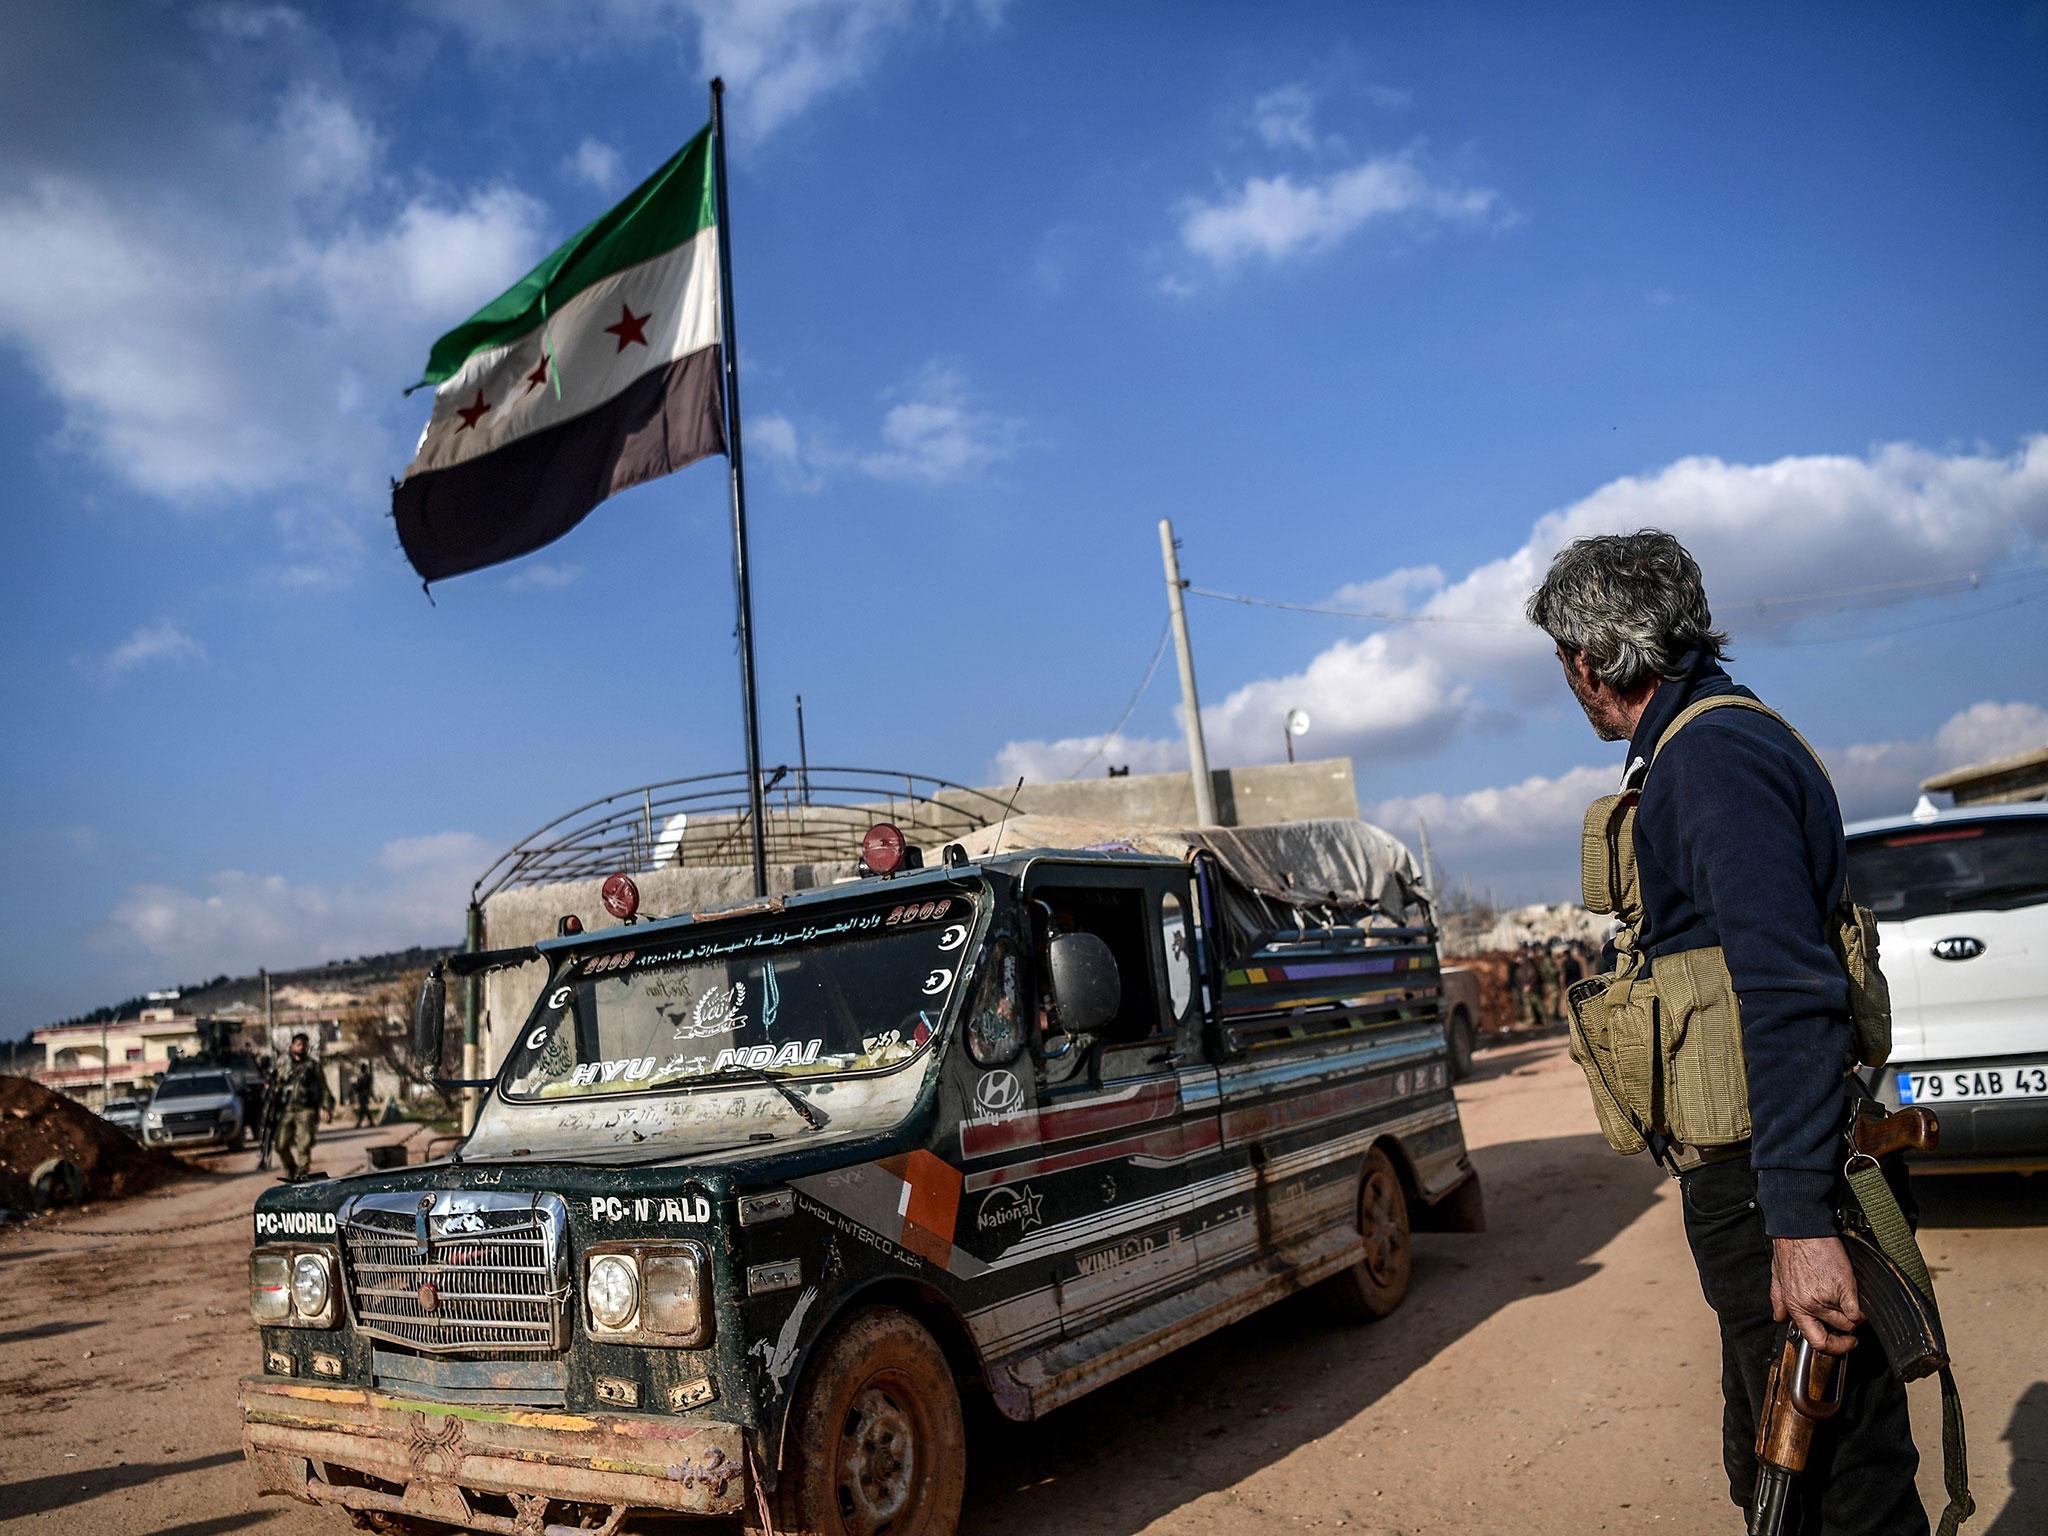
[1567, 670, 1630, 742]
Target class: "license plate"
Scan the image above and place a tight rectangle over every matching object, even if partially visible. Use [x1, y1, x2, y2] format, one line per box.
[1897, 1061, 2048, 1104]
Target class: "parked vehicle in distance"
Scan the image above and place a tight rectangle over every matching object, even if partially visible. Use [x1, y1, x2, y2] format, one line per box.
[1848, 800, 2048, 1171]
[1441, 965, 1481, 1078]
[143, 1069, 246, 1153]
[99, 1094, 148, 1137]
[238, 816, 1483, 1536]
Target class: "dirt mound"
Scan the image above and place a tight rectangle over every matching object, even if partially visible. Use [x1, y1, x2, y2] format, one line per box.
[0, 1074, 182, 1213]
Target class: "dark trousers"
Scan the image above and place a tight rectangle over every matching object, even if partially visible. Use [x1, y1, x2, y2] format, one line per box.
[1680, 1156, 1927, 1535]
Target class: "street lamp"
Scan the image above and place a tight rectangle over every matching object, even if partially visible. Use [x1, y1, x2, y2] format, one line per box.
[1284, 708, 1311, 764]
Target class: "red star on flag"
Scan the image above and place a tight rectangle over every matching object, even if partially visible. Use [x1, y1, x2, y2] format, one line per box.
[524, 355, 550, 394]
[604, 303, 652, 351]
[454, 389, 492, 432]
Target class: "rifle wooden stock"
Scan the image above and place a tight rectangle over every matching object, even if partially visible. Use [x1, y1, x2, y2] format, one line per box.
[1750, 1328, 1845, 1535]
[1851, 1104, 1939, 1159]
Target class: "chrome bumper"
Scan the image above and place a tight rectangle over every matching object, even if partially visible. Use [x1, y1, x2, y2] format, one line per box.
[239, 1376, 745, 1530]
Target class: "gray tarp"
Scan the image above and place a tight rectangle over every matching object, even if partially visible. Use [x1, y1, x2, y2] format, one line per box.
[949, 814, 1431, 967]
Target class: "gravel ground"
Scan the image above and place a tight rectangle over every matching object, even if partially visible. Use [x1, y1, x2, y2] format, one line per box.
[1, 1041, 2040, 1534]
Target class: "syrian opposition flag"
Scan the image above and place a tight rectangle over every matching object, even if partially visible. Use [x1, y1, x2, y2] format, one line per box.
[393, 126, 725, 584]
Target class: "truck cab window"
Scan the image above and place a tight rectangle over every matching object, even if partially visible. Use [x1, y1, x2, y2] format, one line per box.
[1032, 886, 1165, 1047]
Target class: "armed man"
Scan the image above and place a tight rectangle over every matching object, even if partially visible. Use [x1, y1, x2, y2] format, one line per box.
[272, 1031, 330, 1183]
[1528, 530, 1941, 1535]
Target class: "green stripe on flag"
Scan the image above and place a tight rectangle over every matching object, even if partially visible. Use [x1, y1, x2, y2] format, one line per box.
[421, 126, 717, 385]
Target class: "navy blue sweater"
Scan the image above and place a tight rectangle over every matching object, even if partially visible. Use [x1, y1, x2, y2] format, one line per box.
[1628, 652, 1852, 1238]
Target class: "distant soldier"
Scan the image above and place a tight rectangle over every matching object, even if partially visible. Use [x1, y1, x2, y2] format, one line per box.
[1536, 942, 1563, 1023]
[1511, 948, 1541, 1029]
[1561, 942, 1587, 994]
[273, 1033, 329, 1181]
[349, 1062, 375, 1128]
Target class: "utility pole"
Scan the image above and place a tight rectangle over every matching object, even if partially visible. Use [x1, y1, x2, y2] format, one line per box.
[1158, 518, 1219, 826]
[263, 968, 274, 1056]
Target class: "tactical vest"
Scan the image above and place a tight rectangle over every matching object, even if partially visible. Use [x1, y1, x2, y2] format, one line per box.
[1567, 695, 1892, 1157]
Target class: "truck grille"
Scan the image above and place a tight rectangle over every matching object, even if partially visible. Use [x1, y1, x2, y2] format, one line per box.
[337, 1191, 569, 1355]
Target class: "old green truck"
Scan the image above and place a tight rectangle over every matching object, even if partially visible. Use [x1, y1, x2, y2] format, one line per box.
[239, 817, 1482, 1535]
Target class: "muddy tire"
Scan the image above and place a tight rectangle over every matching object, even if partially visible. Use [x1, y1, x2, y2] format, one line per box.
[1447, 1006, 1475, 1081]
[1320, 1146, 1412, 1321]
[770, 1307, 966, 1536]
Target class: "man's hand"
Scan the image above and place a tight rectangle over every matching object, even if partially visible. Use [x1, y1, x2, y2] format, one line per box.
[1771, 1236, 1861, 1356]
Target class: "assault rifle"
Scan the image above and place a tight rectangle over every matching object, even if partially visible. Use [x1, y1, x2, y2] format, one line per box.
[255, 1073, 280, 1170]
[1749, 1105, 1959, 1536]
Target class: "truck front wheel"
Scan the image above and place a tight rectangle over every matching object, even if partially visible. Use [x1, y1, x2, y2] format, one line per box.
[771, 1307, 966, 1536]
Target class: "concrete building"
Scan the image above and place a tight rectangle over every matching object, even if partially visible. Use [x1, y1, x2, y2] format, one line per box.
[1923, 745, 2048, 807]
[34, 991, 411, 1112]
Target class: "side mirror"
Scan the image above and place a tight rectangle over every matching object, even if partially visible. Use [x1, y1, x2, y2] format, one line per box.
[1047, 931, 1121, 1036]
[413, 966, 447, 1066]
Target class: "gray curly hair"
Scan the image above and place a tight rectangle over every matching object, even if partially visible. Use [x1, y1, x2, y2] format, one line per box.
[1525, 529, 1728, 691]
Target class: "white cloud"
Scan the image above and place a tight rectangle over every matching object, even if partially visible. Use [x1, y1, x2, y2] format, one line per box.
[1372, 699, 2048, 902]
[761, 366, 1023, 490]
[991, 434, 2048, 783]
[95, 830, 492, 975]
[506, 561, 583, 592]
[859, 365, 1023, 484]
[1251, 84, 1321, 152]
[993, 732, 1189, 784]
[436, 0, 1006, 137]
[1328, 564, 1445, 616]
[1179, 146, 1500, 269]
[1931, 700, 2048, 770]
[101, 619, 205, 678]
[0, 81, 551, 583]
[566, 137, 624, 194]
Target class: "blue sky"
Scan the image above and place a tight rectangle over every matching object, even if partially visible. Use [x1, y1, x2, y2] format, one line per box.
[3, 1, 2045, 1031]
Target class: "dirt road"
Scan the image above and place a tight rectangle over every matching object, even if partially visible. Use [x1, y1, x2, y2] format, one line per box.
[3, 1042, 2041, 1534]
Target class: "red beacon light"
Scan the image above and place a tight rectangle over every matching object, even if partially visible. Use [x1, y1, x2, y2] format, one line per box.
[600, 873, 641, 922]
[557, 913, 584, 937]
[860, 822, 910, 876]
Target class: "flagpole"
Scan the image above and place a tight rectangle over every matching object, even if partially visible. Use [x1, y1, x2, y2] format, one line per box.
[710, 77, 770, 898]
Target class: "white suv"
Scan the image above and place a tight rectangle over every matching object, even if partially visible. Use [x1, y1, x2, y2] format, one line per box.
[1846, 801, 2048, 1171]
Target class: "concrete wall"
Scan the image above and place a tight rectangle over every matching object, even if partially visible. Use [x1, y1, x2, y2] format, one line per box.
[476, 758, 1360, 1073]
[947, 756, 1358, 829]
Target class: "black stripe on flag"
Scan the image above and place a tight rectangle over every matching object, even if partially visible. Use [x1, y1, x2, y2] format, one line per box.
[394, 347, 726, 584]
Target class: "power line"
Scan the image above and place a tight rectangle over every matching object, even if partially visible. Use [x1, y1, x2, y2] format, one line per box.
[1186, 586, 1517, 627]
[1186, 561, 2048, 634]
[1065, 617, 1173, 779]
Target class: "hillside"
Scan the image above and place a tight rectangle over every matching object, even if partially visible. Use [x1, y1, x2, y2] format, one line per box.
[27, 942, 457, 1043]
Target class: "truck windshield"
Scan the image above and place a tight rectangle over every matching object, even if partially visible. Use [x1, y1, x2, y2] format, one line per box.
[156, 1073, 232, 1099]
[501, 892, 976, 1100]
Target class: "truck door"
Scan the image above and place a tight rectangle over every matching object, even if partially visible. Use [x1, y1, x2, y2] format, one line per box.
[1008, 865, 1229, 1342]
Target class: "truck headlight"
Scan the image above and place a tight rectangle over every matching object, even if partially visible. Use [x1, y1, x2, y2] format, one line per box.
[641, 1248, 706, 1342]
[586, 1254, 639, 1330]
[251, 1246, 338, 1328]
[251, 1250, 292, 1321]
[292, 1253, 332, 1317]
[584, 1245, 709, 1346]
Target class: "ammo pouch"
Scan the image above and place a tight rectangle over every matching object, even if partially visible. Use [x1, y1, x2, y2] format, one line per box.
[1568, 695, 1892, 1157]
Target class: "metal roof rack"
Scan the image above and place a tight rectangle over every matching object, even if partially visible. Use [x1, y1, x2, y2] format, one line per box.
[472, 766, 1013, 904]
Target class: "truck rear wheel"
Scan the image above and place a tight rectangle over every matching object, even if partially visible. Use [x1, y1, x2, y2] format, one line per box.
[771, 1307, 966, 1536]
[1447, 1006, 1475, 1080]
[1320, 1146, 1412, 1321]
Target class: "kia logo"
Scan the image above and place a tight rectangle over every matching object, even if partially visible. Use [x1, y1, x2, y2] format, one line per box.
[1931, 936, 1985, 962]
